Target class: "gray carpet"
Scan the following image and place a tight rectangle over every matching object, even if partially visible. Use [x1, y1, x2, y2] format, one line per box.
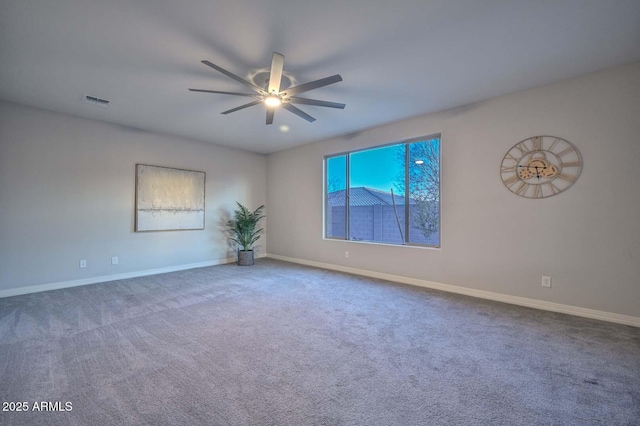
[0, 259, 638, 426]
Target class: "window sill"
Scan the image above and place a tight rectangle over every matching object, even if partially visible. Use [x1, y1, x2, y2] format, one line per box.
[323, 237, 440, 250]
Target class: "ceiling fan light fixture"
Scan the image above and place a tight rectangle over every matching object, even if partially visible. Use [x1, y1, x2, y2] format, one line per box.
[190, 52, 344, 124]
[264, 95, 282, 107]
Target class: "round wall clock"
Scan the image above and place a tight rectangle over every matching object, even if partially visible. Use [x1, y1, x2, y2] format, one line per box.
[500, 136, 582, 198]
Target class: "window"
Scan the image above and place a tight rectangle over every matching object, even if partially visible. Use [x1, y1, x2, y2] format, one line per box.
[325, 135, 440, 247]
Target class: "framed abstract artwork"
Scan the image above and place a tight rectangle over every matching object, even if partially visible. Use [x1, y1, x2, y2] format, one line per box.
[135, 164, 206, 232]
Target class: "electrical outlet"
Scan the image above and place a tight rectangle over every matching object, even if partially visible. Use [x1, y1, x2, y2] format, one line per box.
[111, 256, 119, 265]
[344, 251, 349, 259]
[541, 276, 551, 288]
[79, 259, 87, 269]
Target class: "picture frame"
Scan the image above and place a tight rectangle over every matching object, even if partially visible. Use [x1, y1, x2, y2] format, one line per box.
[135, 164, 206, 232]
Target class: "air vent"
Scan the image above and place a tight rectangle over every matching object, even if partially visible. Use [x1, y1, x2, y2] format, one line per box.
[82, 94, 110, 107]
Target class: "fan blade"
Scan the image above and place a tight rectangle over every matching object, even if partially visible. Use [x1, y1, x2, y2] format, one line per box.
[221, 100, 264, 115]
[201, 60, 265, 94]
[266, 107, 275, 125]
[281, 74, 342, 97]
[268, 52, 284, 94]
[288, 97, 345, 109]
[189, 89, 261, 98]
[282, 103, 316, 122]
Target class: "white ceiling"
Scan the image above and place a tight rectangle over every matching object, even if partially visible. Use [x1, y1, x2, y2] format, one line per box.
[1, 1, 639, 154]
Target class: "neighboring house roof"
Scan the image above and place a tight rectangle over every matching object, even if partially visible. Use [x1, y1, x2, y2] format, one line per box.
[328, 187, 413, 207]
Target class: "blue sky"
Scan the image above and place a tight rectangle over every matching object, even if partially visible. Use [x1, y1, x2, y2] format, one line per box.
[350, 144, 403, 191]
[327, 138, 440, 194]
[328, 144, 403, 193]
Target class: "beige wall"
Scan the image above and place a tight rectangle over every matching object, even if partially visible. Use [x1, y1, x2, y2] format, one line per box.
[266, 62, 640, 318]
[0, 101, 267, 292]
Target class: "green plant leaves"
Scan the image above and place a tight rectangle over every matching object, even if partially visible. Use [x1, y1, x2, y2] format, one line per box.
[227, 202, 265, 251]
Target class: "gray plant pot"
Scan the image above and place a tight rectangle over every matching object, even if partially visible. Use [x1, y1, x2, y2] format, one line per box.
[237, 249, 254, 266]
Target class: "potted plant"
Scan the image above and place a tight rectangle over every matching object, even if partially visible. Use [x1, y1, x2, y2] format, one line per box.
[226, 202, 265, 266]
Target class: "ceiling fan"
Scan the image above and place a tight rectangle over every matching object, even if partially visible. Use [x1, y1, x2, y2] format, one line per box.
[189, 52, 345, 125]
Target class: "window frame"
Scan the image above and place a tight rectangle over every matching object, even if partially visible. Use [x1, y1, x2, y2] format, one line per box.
[324, 133, 441, 248]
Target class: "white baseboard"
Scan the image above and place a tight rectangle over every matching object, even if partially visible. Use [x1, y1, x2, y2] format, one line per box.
[0, 254, 265, 299]
[266, 254, 640, 328]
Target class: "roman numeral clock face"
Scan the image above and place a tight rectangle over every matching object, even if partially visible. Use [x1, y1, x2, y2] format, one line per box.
[500, 136, 582, 198]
